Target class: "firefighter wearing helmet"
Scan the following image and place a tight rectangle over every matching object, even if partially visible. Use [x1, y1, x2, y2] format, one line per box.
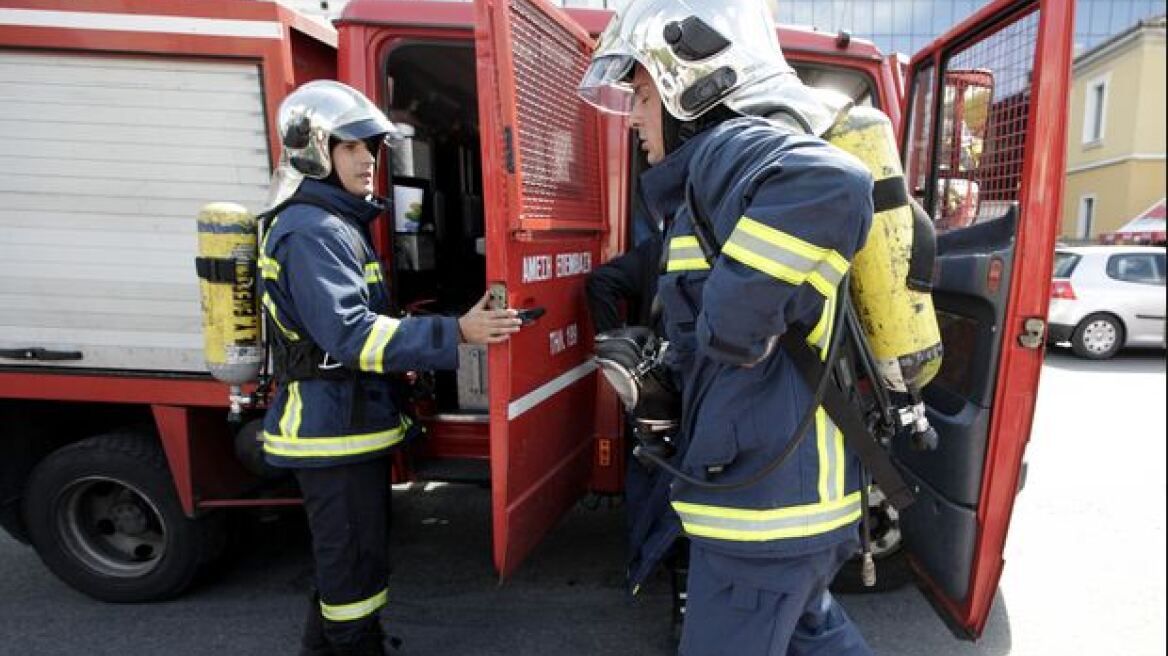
[580, 1, 875, 653]
[259, 80, 520, 656]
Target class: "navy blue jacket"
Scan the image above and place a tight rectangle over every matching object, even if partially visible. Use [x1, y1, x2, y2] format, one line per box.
[646, 116, 873, 557]
[258, 179, 460, 468]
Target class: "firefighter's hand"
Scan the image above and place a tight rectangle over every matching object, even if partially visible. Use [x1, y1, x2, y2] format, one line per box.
[458, 292, 522, 344]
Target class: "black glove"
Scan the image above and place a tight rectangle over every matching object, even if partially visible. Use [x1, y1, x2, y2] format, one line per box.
[594, 327, 680, 431]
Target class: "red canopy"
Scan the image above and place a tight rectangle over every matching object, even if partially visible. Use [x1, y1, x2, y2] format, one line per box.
[1101, 198, 1167, 245]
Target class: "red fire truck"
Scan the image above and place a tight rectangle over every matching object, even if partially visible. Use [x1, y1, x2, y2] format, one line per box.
[0, 0, 1072, 640]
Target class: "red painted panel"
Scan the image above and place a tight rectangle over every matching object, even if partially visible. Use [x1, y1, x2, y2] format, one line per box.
[474, 0, 602, 578]
[902, 0, 1073, 637]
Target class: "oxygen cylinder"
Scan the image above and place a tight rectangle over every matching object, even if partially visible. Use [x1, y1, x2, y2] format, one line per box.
[825, 107, 943, 395]
[195, 203, 263, 395]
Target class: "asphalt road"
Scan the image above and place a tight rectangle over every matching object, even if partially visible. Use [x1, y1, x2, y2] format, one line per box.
[0, 349, 1164, 656]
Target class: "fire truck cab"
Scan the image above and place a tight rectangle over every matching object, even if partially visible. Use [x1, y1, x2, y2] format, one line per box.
[0, 0, 1073, 641]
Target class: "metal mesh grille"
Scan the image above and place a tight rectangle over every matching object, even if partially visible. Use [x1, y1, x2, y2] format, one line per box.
[938, 11, 1039, 230]
[508, 0, 603, 229]
[906, 9, 1041, 234]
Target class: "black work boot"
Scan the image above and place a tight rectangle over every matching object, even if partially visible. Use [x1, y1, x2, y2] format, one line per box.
[330, 634, 384, 656]
[299, 593, 333, 656]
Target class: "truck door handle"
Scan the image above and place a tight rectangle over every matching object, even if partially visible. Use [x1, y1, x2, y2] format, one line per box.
[1017, 317, 1046, 350]
[517, 307, 546, 325]
[0, 347, 84, 361]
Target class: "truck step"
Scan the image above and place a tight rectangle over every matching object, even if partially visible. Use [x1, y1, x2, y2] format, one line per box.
[409, 458, 491, 485]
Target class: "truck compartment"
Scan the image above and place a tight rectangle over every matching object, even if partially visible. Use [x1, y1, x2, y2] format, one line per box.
[0, 50, 272, 375]
[384, 41, 492, 469]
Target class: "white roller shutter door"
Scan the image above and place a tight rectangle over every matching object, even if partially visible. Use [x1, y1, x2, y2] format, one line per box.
[0, 50, 270, 373]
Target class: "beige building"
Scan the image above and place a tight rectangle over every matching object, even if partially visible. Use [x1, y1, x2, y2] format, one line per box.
[1062, 16, 1166, 242]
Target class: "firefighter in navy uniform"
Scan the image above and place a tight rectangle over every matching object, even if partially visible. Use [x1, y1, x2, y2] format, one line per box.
[580, 1, 874, 654]
[259, 81, 520, 656]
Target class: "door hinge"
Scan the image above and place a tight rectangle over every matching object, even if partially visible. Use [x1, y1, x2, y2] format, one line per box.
[503, 126, 515, 174]
[1018, 317, 1046, 349]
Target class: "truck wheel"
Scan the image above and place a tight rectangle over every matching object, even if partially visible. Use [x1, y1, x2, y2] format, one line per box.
[831, 487, 912, 594]
[23, 431, 222, 602]
[1071, 313, 1124, 359]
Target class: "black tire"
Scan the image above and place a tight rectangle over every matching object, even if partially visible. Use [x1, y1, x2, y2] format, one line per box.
[1071, 312, 1125, 360]
[831, 487, 912, 594]
[23, 431, 224, 602]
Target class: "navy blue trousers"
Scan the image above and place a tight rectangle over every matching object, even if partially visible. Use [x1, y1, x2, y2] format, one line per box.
[295, 457, 390, 647]
[679, 540, 872, 656]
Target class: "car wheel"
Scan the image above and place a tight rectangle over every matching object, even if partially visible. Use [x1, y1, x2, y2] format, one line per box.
[23, 431, 224, 602]
[831, 486, 912, 593]
[1071, 313, 1124, 360]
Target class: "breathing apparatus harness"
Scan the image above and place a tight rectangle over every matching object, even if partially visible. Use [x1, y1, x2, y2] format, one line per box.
[603, 181, 914, 509]
[593, 128, 922, 584]
[250, 190, 392, 427]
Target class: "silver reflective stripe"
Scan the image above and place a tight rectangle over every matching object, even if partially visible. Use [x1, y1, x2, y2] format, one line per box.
[725, 227, 845, 290]
[278, 382, 302, 437]
[823, 413, 841, 502]
[667, 236, 710, 272]
[358, 316, 400, 373]
[259, 256, 280, 279]
[670, 245, 706, 262]
[674, 493, 862, 541]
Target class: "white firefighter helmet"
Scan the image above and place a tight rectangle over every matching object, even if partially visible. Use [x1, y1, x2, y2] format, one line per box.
[266, 80, 398, 209]
[578, 0, 850, 135]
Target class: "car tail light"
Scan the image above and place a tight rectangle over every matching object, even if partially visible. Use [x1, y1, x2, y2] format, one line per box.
[1051, 279, 1076, 300]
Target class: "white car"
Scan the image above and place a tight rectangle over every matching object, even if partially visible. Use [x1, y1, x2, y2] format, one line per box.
[1048, 245, 1167, 358]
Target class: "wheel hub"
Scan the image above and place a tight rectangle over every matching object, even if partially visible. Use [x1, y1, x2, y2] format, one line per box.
[56, 477, 168, 578]
[110, 501, 149, 536]
[1083, 320, 1117, 353]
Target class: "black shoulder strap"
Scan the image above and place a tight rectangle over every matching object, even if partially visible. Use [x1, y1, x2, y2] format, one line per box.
[779, 328, 915, 511]
[686, 176, 915, 510]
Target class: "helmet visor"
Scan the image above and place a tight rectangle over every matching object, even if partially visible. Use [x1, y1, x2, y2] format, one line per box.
[332, 116, 396, 142]
[577, 54, 636, 115]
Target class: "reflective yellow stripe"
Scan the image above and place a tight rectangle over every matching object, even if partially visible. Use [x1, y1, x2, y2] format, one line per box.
[364, 262, 383, 284]
[667, 235, 711, 272]
[278, 382, 303, 437]
[673, 492, 862, 541]
[806, 297, 833, 360]
[320, 589, 388, 622]
[259, 256, 280, 280]
[358, 316, 401, 373]
[817, 409, 844, 503]
[259, 216, 279, 253]
[262, 292, 300, 341]
[667, 257, 712, 272]
[263, 417, 412, 458]
[736, 217, 849, 276]
[723, 217, 848, 299]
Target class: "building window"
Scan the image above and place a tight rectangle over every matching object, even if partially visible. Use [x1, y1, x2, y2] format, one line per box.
[1082, 75, 1108, 145]
[1077, 195, 1096, 240]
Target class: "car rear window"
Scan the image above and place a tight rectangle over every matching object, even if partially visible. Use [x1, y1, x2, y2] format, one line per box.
[1053, 251, 1080, 278]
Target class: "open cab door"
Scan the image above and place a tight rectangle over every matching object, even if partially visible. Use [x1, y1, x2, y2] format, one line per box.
[473, 0, 607, 577]
[898, 0, 1073, 638]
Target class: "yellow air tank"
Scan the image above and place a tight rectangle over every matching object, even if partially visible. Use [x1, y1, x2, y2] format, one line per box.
[824, 106, 943, 396]
[195, 202, 263, 414]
